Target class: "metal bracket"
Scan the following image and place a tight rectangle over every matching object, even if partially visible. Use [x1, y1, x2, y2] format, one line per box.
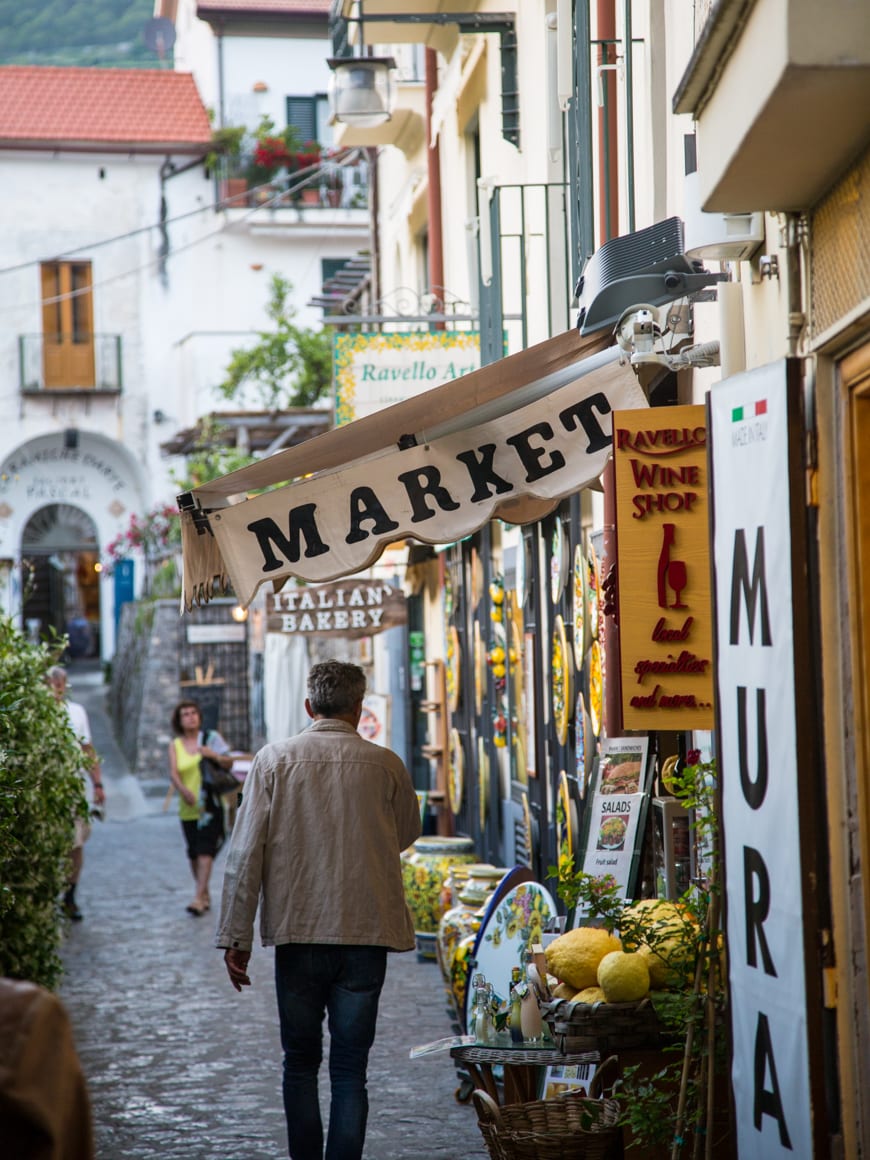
[176, 492, 214, 537]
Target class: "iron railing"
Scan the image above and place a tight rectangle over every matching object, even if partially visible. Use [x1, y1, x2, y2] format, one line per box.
[19, 333, 122, 393]
[479, 181, 574, 365]
[215, 153, 370, 212]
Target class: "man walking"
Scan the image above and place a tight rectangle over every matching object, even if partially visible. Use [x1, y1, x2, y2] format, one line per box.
[47, 665, 105, 921]
[216, 660, 421, 1160]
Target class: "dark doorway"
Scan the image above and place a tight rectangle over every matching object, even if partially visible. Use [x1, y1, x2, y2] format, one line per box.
[21, 503, 101, 658]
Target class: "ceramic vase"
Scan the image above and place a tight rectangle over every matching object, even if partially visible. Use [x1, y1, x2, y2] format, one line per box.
[402, 836, 476, 960]
[436, 864, 501, 983]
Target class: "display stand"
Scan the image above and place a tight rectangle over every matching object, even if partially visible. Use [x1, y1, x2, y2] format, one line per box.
[449, 1043, 600, 1107]
[421, 658, 453, 836]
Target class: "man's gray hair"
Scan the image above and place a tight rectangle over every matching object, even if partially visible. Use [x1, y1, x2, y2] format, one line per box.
[46, 665, 67, 683]
[307, 660, 366, 716]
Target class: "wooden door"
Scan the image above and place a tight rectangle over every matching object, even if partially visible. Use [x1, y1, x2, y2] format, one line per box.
[40, 261, 95, 388]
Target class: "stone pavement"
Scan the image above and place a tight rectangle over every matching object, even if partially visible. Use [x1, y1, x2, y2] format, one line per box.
[58, 663, 489, 1160]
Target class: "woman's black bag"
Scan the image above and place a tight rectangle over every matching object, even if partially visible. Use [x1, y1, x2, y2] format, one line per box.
[201, 756, 240, 796]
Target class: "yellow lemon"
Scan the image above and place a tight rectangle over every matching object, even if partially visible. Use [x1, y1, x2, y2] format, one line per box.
[544, 926, 623, 991]
[597, 950, 650, 1003]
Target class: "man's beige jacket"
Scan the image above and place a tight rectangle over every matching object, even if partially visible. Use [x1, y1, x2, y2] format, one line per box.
[216, 719, 422, 954]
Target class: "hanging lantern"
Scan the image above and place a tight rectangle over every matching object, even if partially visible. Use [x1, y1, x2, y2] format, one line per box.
[327, 57, 396, 128]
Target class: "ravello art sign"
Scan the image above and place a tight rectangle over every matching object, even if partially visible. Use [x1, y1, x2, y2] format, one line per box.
[613, 405, 715, 730]
[266, 580, 406, 638]
[334, 331, 481, 424]
[204, 358, 647, 607]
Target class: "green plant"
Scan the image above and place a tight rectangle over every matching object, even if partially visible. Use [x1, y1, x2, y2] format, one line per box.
[0, 620, 87, 988]
[169, 417, 258, 496]
[206, 123, 247, 175]
[216, 274, 333, 411]
[102, 503, 181, 595]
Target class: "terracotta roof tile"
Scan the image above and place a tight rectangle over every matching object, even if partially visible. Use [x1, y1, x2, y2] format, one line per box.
[0, 67, 213, 151]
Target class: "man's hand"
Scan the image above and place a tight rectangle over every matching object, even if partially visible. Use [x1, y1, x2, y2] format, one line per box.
[224, 948, 252, 992]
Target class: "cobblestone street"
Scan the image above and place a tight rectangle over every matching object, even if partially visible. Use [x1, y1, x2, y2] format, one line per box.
[59, 666, 488, 1160]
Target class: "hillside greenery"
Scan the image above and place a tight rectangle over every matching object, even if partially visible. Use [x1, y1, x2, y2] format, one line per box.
[0, 0, 167, 68]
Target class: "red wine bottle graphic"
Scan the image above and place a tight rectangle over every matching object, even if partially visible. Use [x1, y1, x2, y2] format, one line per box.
[657, 523, 689, 609]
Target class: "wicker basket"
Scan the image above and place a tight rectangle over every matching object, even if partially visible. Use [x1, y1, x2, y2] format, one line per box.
[471, 1057, 621, 1160]
[539, 995, 671, 1054]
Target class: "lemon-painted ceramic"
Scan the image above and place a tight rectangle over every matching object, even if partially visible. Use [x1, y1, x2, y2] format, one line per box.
[402, 836, 477, 957]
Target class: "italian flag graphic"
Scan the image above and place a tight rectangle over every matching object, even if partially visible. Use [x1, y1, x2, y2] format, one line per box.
[731, 399, 767, 422]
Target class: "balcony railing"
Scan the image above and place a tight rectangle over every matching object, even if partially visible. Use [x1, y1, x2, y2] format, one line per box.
[19, 333, 123, 394]
[216, 152, 370, 212]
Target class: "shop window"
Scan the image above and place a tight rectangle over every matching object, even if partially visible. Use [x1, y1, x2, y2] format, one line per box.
[40, 261, 96, 388]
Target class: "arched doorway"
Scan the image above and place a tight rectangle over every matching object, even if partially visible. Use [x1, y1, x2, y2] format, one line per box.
[20, 503, 101, 658]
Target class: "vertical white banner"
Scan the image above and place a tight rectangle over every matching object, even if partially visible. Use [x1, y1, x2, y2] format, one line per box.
[709, 362, 814, 1157]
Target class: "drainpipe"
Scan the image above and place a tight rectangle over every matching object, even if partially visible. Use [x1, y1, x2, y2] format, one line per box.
[784, 212, 806, 359]
[368, 146, 381, 313]
[216, 20, 226, 127]
[597, 0, 619, 243]
[425, 47, 445, 329]
[598, 0, 620, 742]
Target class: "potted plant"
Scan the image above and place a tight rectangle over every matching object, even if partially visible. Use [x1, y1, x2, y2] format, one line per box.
[207, 123, 248, 205]
[245, 116, 303, 200]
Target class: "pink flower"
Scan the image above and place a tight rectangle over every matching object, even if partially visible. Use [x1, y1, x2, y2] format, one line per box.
[686, 749, 701, 766]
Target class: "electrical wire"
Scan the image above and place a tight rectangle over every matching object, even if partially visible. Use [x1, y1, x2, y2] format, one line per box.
[0, 150, 366, 307]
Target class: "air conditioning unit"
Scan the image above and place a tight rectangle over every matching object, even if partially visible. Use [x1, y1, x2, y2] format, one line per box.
[683, 172, 765, 263]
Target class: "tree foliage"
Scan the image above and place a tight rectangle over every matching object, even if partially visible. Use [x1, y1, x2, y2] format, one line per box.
[216, 275, 333, 412]
[169, 418, 258, 497]
[0, 620, 87, 988]
[0, 0, 159, 66]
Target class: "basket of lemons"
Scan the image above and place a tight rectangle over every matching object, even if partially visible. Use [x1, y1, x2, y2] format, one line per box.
[537, 901, 702, 1053]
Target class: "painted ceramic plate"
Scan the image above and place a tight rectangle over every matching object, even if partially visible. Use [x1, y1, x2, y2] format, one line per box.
[446, 625, 461, 713]
[448, 728, 464, 814]
[510, 617, 524, 742]
[474, 620, 485, 717]
[475, 865, 535, 932]
[514, 532, 526, 606]
[470, 547, 484, 612]
[589, 639, 603, 737]
[478, 735, 489, 830]
[443, 563, 454, 622]
[472, 881, 557, 1008]
[550, 521, 568, 604]
[552, 614, 572, 746]
[572, 543, 587, 668]
[522, 790, 535, 865]
[574, 690, 587, 783]
[586, 538, 600, 642]
[557, 770, 575, 869]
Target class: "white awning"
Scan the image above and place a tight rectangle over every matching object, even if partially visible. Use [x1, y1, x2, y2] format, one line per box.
[180, 329, 648, 609]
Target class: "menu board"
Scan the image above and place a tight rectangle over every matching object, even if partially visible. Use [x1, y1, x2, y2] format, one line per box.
[579, 736, 652, 897]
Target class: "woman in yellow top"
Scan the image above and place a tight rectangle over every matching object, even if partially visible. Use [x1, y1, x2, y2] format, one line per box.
[168, 701, 235, 916]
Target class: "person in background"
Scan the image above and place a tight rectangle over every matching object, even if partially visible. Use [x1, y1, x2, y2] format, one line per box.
[46, 666, 104, 922]
[168, 700, 234, 917]
[216, 660, 421, 1160]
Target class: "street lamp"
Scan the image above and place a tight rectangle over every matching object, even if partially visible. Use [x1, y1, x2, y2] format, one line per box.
[328, 9, 518, 145]
[327, 56, 396, 128]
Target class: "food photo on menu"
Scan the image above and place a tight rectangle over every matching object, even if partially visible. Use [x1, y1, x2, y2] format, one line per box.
[597, 749, 645, 795]
[596, 813, 628, 851]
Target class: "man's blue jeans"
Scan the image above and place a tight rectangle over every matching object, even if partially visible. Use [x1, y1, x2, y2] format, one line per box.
[274, 943, 387, 1160]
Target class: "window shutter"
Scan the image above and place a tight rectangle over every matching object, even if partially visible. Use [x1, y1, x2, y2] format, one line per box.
[286, 97, 316, 142]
